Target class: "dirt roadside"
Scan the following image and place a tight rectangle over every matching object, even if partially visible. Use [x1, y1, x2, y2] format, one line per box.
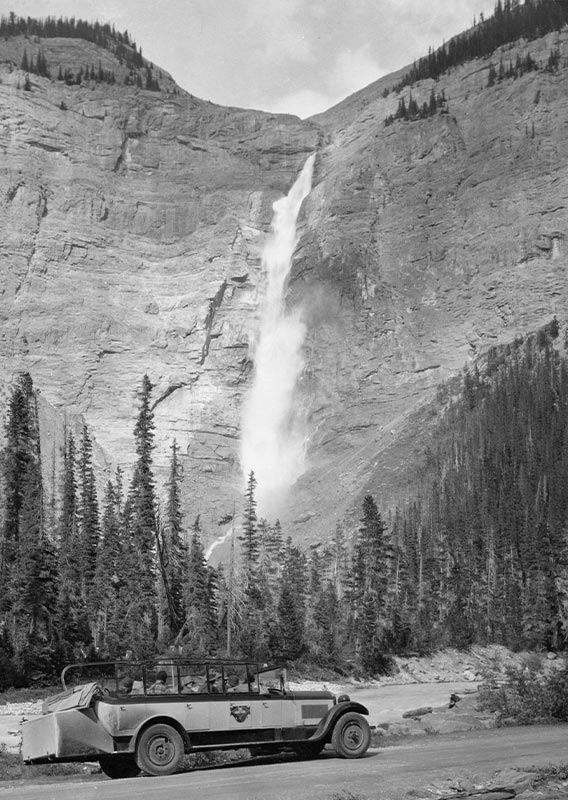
[1, 644, 560, 753]
[0, 682, 484, 754]
[2, 645, 566, 796]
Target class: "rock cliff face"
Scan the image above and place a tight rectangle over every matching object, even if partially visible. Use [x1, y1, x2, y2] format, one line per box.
[291, 27, 568, 539]
[1, 29, 567, 549]
[0, 36, 320, 537]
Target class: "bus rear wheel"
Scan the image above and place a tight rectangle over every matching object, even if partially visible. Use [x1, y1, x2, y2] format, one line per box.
[136, 723, 185, 776]
[99, 754, 141, 779]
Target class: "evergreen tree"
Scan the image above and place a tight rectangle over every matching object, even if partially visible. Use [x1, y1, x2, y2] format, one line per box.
[237, 470, 269, 656]
[352, 495, 390, 671]
[276, 581, 304, 659]
[1, 375, 57, 678]
[329, 522, 350, 598]
[311, 580, 341, 665]
[273, 538, 307, 659]
[239, 470, 260, 573]
[1, 374, 37, 603]
[306, 539, 344, 666]
[54, 431, 90, 664]
[10, 457, 58, 677]
[182, 517, 215, 654]
[1, 376, 40, 578]
[77, 424, 100, 622]
[157, 439, 186, 642]
[123, 374, 158, 655]
[36, 48, 50, 77]
[429, 87, 437, 115]
[93, 477, 124, 656]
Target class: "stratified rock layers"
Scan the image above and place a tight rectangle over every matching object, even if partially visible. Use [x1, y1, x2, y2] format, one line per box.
[0, 41, 320, 534]
[1, 30, 567, 545]
[293, 29, 568, 538]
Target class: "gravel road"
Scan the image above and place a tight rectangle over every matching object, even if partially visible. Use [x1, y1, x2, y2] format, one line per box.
[1, 724, 567, 799]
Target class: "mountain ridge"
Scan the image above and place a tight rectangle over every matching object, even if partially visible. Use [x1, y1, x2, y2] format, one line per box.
[1, 13, 567, 551]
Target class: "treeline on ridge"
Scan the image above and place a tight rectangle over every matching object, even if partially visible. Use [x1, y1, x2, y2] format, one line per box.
[1, 321, 568, 687]
[387, 0, 568, 96]
[384, 88, 448, 126]
[1, 12, 140, 61]
[2, 12, 163, 91]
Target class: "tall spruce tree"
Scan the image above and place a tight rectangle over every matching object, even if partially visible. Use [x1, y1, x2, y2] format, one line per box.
[77, 424, 100, 623]
[239, 470, 260, 574]
[352, 495, 390, 671]
[311, 580, 341, 666]
[157, 439, 186, 642]
[10, 457, 58, 677]
[237, 471, 270, 657]
[93, 477, 124, 656]
[273, 538, 307, 659]
[123, 374, 158, 655]
[1, 373, 36, 603]
[182, 517, 215, 654]
[2, 374, 58, 678]
[55, 431, 90, 664]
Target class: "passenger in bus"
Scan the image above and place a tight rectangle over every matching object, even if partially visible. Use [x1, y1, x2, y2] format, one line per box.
[148, 670, 169, 694]
[226, 674, 241, 692]
[119, 677, 133, 695]
[199, 672, 221, 693]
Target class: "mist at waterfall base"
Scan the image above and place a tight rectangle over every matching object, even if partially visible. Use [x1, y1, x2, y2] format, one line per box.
[240, 155, 316, 517]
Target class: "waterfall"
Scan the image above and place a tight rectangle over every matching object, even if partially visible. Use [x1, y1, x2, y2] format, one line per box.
[204, 527, 234, 562]
[240, 154, 316, 515]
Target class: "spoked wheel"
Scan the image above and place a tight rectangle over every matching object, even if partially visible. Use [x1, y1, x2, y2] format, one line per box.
[331, 712, 371, 758]
[99, 754, 141, 779]
[135, 723, 185, 776]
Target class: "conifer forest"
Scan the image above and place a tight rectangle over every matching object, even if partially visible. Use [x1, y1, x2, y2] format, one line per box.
[1, 322, 568, 686]
[2, 0, 568, 687]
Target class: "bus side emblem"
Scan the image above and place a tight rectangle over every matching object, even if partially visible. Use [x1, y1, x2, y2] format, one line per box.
[230, 704, 250, 723]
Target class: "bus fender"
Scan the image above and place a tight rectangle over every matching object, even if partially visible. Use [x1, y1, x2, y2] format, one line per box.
[310, 701, 369, 742]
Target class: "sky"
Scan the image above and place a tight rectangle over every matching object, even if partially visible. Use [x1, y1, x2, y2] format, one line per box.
[6, 0, 497, 118]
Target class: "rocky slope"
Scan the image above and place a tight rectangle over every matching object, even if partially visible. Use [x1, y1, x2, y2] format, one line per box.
[0, 35, 320, 536]
[292, 26, 568, 538]
[1, 27, 567, 550]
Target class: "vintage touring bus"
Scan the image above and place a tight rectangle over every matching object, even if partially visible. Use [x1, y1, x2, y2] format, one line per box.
[21, 658, 371, 779]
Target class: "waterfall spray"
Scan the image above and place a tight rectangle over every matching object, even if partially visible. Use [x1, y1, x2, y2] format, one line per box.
[240, 154, 316, 514]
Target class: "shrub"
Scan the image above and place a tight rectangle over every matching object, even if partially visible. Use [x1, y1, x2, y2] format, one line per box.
[0, 744, 23, 781]
[531, 763, 568, 783]
[331, 793, 368, 800]
[182, 749, 248, 770]
[479, 660, 568, 725]
[0, 650, 18, 692]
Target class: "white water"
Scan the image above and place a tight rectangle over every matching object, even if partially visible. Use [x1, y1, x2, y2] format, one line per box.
[204, 527, 234, 562]
[240, 154, 316, 514]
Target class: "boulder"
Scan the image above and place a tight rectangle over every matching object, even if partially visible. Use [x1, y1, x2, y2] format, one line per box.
[419, 712, 496, 735]
[376, 720, 426, 737]
[402, 706, 433, 719]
